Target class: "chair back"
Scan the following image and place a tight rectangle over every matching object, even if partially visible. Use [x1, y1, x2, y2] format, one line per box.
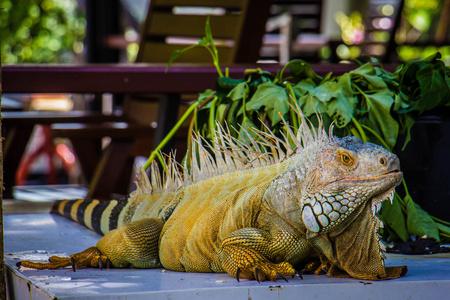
[136, 0, 271, 64]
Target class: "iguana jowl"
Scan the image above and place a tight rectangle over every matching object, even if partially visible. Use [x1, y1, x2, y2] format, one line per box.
[20, 115, 407, 281]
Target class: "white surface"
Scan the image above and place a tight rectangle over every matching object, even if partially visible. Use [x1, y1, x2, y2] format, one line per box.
[4, 213, 450, 300]
[13, 185, 87, 202]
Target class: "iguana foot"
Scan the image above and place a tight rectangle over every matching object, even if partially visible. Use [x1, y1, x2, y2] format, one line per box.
[70, 247, 110, 271]
[234, 261, 296, 282]
[18, 218, 164, 270]
[217, 243, 296, 282]
[18, 246, 108, 270]
[235, 263, 296, 282]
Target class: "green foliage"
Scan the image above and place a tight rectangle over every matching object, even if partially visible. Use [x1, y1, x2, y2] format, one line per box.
[161, 51, 450, 243]
[167, 16, 224, 77]
[159, 19, 450, 243]
[0, 0, 85, 63]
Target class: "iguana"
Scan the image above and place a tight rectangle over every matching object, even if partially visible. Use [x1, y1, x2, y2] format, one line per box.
[19, 114, 407, 281]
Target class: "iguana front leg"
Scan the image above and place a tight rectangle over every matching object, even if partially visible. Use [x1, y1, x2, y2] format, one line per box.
[214, 227, 308, 282]
[19, 218, 164, 270]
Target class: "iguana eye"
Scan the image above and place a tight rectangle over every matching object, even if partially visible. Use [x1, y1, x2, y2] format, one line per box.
[337, 150, 355, 166]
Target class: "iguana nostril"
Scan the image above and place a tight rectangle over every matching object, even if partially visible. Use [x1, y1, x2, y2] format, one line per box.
[378, 157, 387, 166]
[386, 156, 401, 172]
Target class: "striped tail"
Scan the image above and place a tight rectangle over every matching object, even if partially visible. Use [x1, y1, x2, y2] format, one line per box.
[51, 196, 137, 236]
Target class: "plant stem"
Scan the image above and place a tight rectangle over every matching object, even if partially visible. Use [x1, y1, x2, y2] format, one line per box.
[351, 118, 368, 143]
[402, 178, 410, 197]
[393, 192, 407, 214]
[208, 96, 218, 138]
[203, 46, 224, 77]
[242, 84, 249, 119]
[155, 152, 167, 172]
[359, 124, 392, 151]
[349, 126, 362, 140]
[285, 82, 299, 129]
[143, 94, 214, 170]
[279, 59, 304, 81]
[431, 215, 450, 226]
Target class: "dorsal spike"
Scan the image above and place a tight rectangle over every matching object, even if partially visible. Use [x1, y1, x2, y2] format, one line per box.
[139, 108, 332, 196]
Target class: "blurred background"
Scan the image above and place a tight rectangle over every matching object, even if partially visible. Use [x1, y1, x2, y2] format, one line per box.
[1, 0, 449, 65]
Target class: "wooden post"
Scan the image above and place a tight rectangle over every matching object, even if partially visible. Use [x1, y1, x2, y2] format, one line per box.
[1, 61, 8, 300]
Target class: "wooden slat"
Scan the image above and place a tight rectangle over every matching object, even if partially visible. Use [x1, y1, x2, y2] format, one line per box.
[1, 64, 400, 94]
[51, 123, 155, 139]
[1, 64, 227, 94]
[146, 13, 242, 39]
[152, 0, 247, 8]
[139, 43, 235, 63]
[2, 111, 123, 125]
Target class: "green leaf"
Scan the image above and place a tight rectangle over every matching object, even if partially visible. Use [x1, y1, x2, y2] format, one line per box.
[350, 63, 388, 90]
[166, 41, 205, 71]
[215, 77, 245, 98]
[416, 63, 450, 112]
[292, 80, 317, 95]
[436, 223, 450, 242]
[398, 114, 415, 150]
[422, 52, 442, 63]
[266, 99, 289, 126]
[246, 82, 289, 125]
[239, 115, 258, 141]
[404, 195, 440, 241]
[337, 73, 353, 97]
[288, 60, 323, 84]
[295, 75, 356, 128]
[198, 89, 215, 102]
[296, 94, 327, 118]
[227, 82, 249, 101]
[226, 100, 242, 135]
[360, 89, 398, 149]
[310, 81, 339, 102]
[381, 195, 409, 242]
[215, 103, 229, 124]
[325, 93, 358, 128]
[166, 49, 183, 71]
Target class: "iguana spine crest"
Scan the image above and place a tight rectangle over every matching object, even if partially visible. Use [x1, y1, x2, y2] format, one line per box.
[146, 111, 331, 197]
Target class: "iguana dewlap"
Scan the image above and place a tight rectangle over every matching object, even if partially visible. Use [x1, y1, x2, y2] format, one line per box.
[20, 117, 407, 281]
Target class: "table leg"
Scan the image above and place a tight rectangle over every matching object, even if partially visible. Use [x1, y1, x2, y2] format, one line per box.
[3, 125, 34, 198]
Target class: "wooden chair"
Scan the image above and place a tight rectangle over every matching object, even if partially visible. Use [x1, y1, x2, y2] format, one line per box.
[361, 0, 405, 63]
[3, 0, 272, 200]
[138, 0, 271, 63]
[261, 0, 327, 63]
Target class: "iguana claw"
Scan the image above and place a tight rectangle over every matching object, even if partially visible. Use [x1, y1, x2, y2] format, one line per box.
[254, 267, 261, 283]
[71, 257, 76, 272]
[276, 272, 289, 282]
[295, 268, 305, 280]
[98, 257, 111, 270]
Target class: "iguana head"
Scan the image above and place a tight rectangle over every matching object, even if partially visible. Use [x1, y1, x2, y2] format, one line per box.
[300, 136, 402, 234]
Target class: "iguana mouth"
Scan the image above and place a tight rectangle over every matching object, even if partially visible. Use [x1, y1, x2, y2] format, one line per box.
[369, 170, 402, 219]
[347, 169, 402, 182]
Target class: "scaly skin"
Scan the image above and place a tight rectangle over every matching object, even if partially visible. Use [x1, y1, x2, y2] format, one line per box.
[19, 122, 407, 281]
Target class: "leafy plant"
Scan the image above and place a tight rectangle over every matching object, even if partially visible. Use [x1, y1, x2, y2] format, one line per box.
[146, 19, 450, 243]
[0, 0, 85, 63]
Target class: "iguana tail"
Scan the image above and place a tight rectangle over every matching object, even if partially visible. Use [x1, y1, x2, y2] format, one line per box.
[51, 196, 137, 235]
